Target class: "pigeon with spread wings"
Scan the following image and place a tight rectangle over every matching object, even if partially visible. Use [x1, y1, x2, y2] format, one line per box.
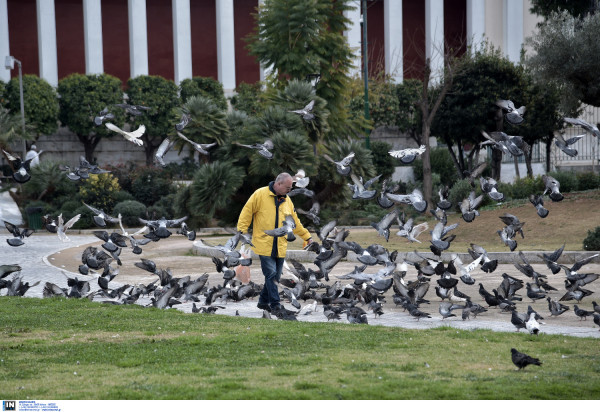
[388, 145, 426, 164]
[289, 100, 315, 121]
[563, 117, 600, 139]
[105, 123, 145, 146]
[2, 149, 35, 183]
[496, 99, 526, 125]
[323, 152, 354, 176]
[235, 139, 274, 159]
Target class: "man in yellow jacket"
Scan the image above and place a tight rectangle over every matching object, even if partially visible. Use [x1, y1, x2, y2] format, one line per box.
[237, 172, 313, 312]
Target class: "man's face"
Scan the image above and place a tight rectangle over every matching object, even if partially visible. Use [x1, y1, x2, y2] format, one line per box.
[274, 178, 293, 196]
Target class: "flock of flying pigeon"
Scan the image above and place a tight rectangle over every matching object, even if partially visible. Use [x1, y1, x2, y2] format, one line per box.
[2, 97, 600, 370]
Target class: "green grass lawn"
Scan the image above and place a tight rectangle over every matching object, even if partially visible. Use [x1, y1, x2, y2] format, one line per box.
[1, 297, 599, 400]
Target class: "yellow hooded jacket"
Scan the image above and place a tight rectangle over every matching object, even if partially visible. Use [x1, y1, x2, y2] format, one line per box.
[237, 184, 311, 258]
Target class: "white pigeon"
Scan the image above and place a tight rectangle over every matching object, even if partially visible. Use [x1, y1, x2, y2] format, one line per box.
[292, 169, 310, 188]
[105, 122, 145, 146]
[57, 213, 81, 242]
[388, 145, 426, 164]
[526, 311, 541, 335]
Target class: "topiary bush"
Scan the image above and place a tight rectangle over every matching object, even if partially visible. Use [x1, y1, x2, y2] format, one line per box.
[130, 166, 174, 206]
[179, 76, 227, 110]
[370, 140, 395, 180]
[448, 178, 474, 212]
[583, 226, 600, 251]
[113, 200, 147, 227]
[412, 147, 459, 187]
[549, 170, 578, 193]
[576, 171, 600, 191]
[78, 173, 121, 212]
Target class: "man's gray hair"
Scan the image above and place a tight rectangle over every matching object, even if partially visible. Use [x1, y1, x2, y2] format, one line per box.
[275, 172, 292, 183]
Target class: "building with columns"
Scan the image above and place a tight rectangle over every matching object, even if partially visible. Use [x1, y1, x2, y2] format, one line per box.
[1, 0, 541, 93]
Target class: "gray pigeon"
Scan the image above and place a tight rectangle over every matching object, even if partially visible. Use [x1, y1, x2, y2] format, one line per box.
[235, 139, 274, 159]
[370, 208, 399, 242]
[542, 175, 563, 202]
[563, 117, 600, 139]
[289, 100, 315, 121]
[323, 152, 354, 176]
[529, 194, 549, 218]
[554, 131, 584, 157]
[496, 99, 526, 124]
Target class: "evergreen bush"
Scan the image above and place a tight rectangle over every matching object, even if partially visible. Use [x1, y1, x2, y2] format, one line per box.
[113, 200, 147, 227]
[583, 226, 600, 251]
[575, 171, 600, 191]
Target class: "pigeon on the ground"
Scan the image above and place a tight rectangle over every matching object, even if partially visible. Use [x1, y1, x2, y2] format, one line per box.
[547, 297, 569, 317]
[573, 304, 596, 321]
[511, 348, 542, 370]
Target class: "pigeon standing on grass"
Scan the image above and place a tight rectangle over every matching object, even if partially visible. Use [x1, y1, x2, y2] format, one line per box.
[511, 348, 542, 370]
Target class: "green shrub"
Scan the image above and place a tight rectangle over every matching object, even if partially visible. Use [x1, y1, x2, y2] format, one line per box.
[370, 140, 395, 180]
[113, 190, 135, 203]
[412, 147, 459, 187]
[576, 171, 600, 191]
[179, 77, 227, 111]
[230, 81, 265, 115]
[105, 163, 136, 193]
[78, 173, 121, 212]
[549, 170, 578, 193]
[70, 206, 95, 230]
[113, 200, 147, 227]
[583, 226, 600, 251]
[60, 200, 82, 215]
[130, 166, 174, 206]
[509, 177, 542, 200]
[448, 179, 474, 212]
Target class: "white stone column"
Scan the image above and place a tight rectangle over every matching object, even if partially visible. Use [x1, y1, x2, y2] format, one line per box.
[503, 0, 523, 63]
[384, 0, 402, 83]
[37, 0, 58, 87]
[128, 0, 149, 78]
[0, 0, 10, 82]
[344, 0, 361, 78]
[172, 0, 192, 85]
[83, 0, 103, 74]
[216, 0, 236, 96]
[466, 0, 485, 53]
[425, 0, 444, 82]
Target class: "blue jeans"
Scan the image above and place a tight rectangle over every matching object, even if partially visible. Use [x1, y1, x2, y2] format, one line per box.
[258, 255, 284, 308]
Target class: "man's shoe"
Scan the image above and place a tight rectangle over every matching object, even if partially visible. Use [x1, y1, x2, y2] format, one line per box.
[270, 304, 285, 312]
[257, 302, 271, 312]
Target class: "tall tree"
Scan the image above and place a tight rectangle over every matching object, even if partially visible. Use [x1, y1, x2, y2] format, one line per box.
[247, 0, 368, 141]
[6, 74, 59, 138]
[526, 10, 600, 108]
[58, 74, 125, 161]
[125, 75, 180, 166]
[432, 44, 528, 181]
[529, 0, 598, 19]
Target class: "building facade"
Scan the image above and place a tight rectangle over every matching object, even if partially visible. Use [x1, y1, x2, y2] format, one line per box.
[1, 0, 541, 92]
